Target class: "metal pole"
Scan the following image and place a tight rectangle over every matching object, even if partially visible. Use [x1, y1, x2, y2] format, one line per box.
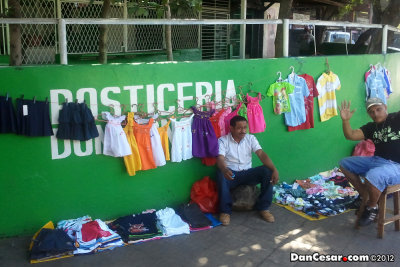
[283, 19, 289, 57]
[123, 0, 128, 52]
[239, 0, 246, 59]
[58, 19, 68, 65]
[382, 24, 388, 55]
[4, 0, 10, 54]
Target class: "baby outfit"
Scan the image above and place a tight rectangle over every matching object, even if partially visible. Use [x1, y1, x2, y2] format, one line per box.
[170, 114, 194, 162]
[158, 120, 171, 161]
[132, 118, 157, 170]
[246, 93, 266, 133]
[191, 106, 219, 158]
[135, 115, 166, 167]
[102, 112, 131, 157]
[123, 112, 142, 176]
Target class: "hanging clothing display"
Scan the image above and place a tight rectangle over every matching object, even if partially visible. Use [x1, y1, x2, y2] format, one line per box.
[316, 71, 341, 122]
[16, 98, 53, 137]
[102, 112, 132, 157]
[191, 106, 218, 158]
[0, 95, 17, 134]
[123, 112, 142, 176]
[157, 120, 171, 161]
[365, 67, 389, 104]
[224, 103, 242, 134]
[218, 107, 232, 136]
[132, 118, 157, 170]
[135, 115, 166, 167]
[246, 93, 266, 133]
[266, 81, 295, 115]
[288, 74, 319, 131]
[170, 114, 194, 162]
[283, 74, 310, 127]
[57, 102, 99, 141]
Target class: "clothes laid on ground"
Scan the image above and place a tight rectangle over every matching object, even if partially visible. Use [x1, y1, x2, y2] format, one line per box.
[170, 114, 194, 162]
[108, 210, 162, 244]
[30, 227, 76, 262]
[246, 93, 266, 133]
[156, 207, 190, 237]
[266, 81, 295, 115]
[176, 203, 212, 229]
[158, 120, 171, 161]
[135, 115, 166, 167]
[273, 168, 359, 219]
[132, 117, 156, 170]
[123, 112, 142, 176]
[16, 98, 53, 136]
[0, 96, 17, 133]
[283, 74, 310, 127]
[57, 216, 123, 254]
[191, 106, 219, 158]
[365, 67, 389, 104]
[102, 112, 131, 157]
[288, 74, 318, 131]
[57, 102, 99, 141]
[316, 71, 341, 122]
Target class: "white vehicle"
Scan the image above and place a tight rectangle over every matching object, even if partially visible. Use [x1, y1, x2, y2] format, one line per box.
[323, 31, 354, 44]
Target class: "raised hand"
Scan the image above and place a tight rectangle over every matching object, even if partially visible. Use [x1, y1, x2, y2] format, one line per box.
[339, 100, 356, 121]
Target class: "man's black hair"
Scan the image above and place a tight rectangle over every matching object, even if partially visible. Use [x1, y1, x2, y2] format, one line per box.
[230, 115, 247, 127]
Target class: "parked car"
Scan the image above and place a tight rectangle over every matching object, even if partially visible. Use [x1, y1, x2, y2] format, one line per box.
[323, 31, 355, 44]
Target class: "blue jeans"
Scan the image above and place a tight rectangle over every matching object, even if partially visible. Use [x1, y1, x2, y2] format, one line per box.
[216, 165, 273, 214]
[340, 156, 400, 192]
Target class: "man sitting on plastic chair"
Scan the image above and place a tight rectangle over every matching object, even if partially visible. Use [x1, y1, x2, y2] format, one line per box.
[339, 98, 400, 227]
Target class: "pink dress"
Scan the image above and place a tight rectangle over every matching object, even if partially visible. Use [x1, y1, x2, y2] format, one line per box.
[246, 93, 266, 133]
[219, 107, 232, 136]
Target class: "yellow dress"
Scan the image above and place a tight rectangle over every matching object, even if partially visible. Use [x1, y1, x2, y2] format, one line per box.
[123, 112, 142, 175]
[157, 120, 171, 161]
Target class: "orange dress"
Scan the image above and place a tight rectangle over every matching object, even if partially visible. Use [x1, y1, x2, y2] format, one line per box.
[157, 120, 171, 161]
[133, 118, 156, 170]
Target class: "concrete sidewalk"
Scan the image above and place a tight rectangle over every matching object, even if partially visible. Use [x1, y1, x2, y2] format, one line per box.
[0, 204, 398, 267]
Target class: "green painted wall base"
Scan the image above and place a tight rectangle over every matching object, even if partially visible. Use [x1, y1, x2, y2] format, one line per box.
[0, 53, 399, 237]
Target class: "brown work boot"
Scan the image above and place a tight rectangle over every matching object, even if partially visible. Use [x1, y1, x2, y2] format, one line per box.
[219, 213, 230, 226]
[260, 210, 275, 223]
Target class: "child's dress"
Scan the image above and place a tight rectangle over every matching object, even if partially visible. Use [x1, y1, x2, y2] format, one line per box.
[191, 106, 219, 158]
[157, 120, 171, 161]
[123, 112, 142, 176]
[246, 93, 266, 133]
[132, 118, 157, 170]
[102, 112, 132, 157]
[170, 114, 194, 162]
[135, 115, 166, 167]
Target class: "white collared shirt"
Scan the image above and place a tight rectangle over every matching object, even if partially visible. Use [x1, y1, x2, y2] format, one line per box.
[218, 133, 262, 171]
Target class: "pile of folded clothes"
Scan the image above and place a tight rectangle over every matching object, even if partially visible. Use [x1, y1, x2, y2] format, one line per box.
[273, 167, 359, 219]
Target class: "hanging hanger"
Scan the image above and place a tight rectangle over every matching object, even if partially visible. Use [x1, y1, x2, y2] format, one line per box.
[45, 97, 48, 104]
[325, 58, 331, 74]
[6, 92, 9, 101]
[65, 98, 68, 103]
[276, 71, 283, 82]
[33, 96, 36, 104]
[289, 66, 295, 80]
[247, 82, 265, 100]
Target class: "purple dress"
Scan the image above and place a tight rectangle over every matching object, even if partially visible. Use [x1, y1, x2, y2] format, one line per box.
[191, 106, 219, 158]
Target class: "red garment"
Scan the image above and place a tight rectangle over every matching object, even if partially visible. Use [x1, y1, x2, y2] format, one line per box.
[288, 74, 319, 132]
[81, 221, 111, 242]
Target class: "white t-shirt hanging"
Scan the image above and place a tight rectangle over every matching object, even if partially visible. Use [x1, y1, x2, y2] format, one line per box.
[102, 112, 132, 157]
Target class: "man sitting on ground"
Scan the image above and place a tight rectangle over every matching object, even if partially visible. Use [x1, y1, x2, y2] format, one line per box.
[339, 98, 400, 226]
[216, 115, 279, 226]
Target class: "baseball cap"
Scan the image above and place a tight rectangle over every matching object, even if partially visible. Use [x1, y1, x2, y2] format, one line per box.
[366, 97, 384, 110]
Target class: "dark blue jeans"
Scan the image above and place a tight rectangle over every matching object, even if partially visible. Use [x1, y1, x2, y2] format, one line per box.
[216, 165, 273, 214]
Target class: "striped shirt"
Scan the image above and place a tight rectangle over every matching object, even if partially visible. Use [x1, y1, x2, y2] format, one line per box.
[316, 71, 341, 122]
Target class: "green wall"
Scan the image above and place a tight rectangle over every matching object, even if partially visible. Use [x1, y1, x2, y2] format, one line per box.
[0, 53, 399, 237]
